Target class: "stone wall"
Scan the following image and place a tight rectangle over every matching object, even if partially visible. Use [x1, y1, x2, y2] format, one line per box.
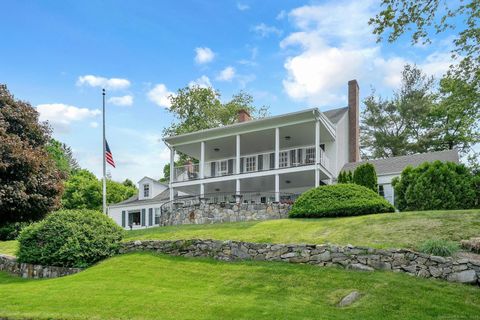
[159, 203, 291, 226]
[0, 254, 82, 279]
[122, 239, 480, 286]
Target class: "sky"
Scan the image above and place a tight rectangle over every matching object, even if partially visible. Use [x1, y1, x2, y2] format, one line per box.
[0, 0, 462, 182]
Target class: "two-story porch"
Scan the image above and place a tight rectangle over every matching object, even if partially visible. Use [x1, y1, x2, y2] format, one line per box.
[164, 108, 342, 202]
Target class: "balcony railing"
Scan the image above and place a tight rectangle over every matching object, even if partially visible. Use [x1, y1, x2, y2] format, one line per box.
[173, 145, 330, 182]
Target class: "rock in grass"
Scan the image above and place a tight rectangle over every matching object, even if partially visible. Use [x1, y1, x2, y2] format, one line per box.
[348, 263, 374, 272]
[338, 291, 361, 307]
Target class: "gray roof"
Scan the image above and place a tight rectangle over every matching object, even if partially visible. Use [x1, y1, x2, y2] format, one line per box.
[341, 149, 459, 175]
[109, 188, 171, 208]
[323, 106, 348, 124]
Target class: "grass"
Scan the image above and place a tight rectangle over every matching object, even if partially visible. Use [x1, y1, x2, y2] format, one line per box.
[0, 240, 17, 256]
[0, 252, 479, 320]
[126, 209, 480, 250]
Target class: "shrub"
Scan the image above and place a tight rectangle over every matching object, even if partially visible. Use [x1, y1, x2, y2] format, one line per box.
[419, 239, 459, 257]
[289, 184, 395, 218]
[353, 163, 378, 191]
[393, 161, 478, 211]
[337, 171, 353, 183]
[17, 209, 124, 268]
[0, 222, 30, 241]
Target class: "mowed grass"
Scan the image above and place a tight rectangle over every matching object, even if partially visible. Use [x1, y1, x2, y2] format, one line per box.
[0, 252, 479, 320]
[0, 240, 17, 256]
[127, 209, 480, 250]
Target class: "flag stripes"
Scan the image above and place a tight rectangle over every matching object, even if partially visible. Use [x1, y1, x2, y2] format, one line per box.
[105, 140, 115, 168]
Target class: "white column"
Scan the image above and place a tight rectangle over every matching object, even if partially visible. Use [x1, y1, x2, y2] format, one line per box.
[275, 174, 280, 202]
[200, 141, 205, 179]
[200, 183, 204, 198]
[236, 179, 241, 203]
[236, 134, 241, 174]
[315, 120, 320, 187]
[274, 127, 279, 169]
[169, 147, 175, 201]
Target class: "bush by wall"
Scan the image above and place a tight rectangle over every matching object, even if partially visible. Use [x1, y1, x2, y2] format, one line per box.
[352, 163, 378, 191]
[17, 209, 124, 268]
[289, 184, 395, 218]
[393, 161, 478, 211]
[0, 221, 30, 241]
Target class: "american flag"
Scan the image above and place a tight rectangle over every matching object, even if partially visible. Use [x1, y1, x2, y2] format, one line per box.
[105, 140, 115, 168]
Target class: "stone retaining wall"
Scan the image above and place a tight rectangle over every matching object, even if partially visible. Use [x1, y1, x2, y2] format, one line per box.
[121, 239, 480, 286]
[159, 203, 291, 226]
[0, 254, 82, 279]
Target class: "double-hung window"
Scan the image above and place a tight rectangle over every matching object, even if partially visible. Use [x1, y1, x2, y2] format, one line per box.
[218, 160, 228, 176]
[279, 151, 289, 168]
[245, 156, 256, 172]
[154, 208, 160, 224]
[305, 147, 315, 164]
[143, 184, 150, 198]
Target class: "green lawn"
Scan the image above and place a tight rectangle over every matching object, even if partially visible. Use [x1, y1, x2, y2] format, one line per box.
[0, 252, 479, 320]
[0, 240, 17, 256]
[127, 209, 480, 250]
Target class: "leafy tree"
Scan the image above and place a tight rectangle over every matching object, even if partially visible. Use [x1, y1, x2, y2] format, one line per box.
[337, 171, 353, 183]
[46, 139, 79, 178]
[62, 169, 137, 210]
[122, 179, 135, 188]
[0, 85, 63, 224]
[353, 163, 378, 192]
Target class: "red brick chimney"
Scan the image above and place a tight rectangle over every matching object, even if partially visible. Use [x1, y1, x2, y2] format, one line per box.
[237, 109, 251, 123]
[348, 80, 360, 162]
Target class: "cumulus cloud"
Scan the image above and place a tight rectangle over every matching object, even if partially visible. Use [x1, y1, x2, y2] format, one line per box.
[216, 66, 236, 81]
[108, 95, 134, 107]
[90, 121, 99, 128]
[237, 2, 249, 11]
[147, 84, 174, 108]
[76, 75, 130, 90]
[194, 47, 215, 64]
[252, 23, 282, 37]
[36, 103, 101, 133]
[188, 75, 212, 88]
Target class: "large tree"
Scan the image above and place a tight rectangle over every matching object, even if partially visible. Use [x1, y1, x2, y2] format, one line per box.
[46, 138, 80, 179]
[0, 85, 63, 224]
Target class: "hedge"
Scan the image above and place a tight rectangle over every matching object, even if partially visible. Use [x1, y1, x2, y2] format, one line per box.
[289, 184, 395, 218]
[17, 209, 124, 268]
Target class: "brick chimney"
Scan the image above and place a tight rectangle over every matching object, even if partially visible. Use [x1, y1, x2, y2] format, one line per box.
[348, 80, 360, 162]
[237, 109, 251, 123]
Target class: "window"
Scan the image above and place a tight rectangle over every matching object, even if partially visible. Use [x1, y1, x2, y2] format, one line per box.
[143, 184, 150, 198]
[305, 147, 315, 164]
[378, 185, 385, 197]
[245, 156, 256, 172]
[154, 208, 160, 224]
[218, 160, 228, 176]
[279, 151, 289, 168]
[128, 211, 141, 226]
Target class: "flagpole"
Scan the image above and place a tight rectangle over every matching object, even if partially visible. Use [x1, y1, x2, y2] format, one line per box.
[102, 88, 107, 214]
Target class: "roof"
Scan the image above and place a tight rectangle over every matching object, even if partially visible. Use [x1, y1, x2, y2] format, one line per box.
[109, 188, 171, 208]
[138, 176, 167, 186]
[323, 106, 348, 124]
[341, 149, 460, 175]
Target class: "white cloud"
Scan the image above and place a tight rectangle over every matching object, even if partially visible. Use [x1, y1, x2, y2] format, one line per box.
[237, 2, 249, 11]
[147, 84, 174, 108]
[421, 51, 454, 78]
[252, 23, 282, 37]
[194, 47, 215, 64]
[188, 75, 212, 88]
[276, 10, 286, 20]
[108, 95, 134, 106]
[90, 121, 99, 128]
[216, 66, 236, 81]
[36, 103, 101, 133]
[76, 75, 130, 90]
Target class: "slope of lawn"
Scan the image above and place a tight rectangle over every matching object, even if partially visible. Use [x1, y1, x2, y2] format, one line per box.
[127, 209, 480, 250]
[0, 252, 479, 320]
[0, 240, 17, 256]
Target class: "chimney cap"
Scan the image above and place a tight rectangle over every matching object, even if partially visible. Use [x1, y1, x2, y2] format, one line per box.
[237, 108, 252, 123]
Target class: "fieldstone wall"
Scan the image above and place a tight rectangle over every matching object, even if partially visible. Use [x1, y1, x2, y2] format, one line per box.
[159, 203, 291, 226]
[122, 239, 480, 286]
[0, 254, 82, 279]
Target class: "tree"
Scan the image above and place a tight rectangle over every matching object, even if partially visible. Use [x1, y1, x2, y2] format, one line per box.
[46, 139, 79, 178]
[62, 169, 137, 210]
[361, 64, 435, 158]
[0, 85, 63, 224]
[353, 163, 378, 192]
[122, 179, 135, 188]
[337, 171, 353, 183]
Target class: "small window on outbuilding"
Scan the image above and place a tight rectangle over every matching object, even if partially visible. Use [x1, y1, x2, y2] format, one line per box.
[378, 185, 385, 197]
[144, 184, 150, 198]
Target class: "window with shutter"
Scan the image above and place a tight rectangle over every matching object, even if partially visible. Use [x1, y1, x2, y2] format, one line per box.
[258, 154, 263, 170]
[269, 153, 275, 169]
[240, 157, 244, 173]
[141, 209, 146, 226]
[148, 208, 153, 226]
[228, 159, 234, 174]
[210, 162, 216, 177]
[290, 150, 296, 166]
[121, 211, 126, 227]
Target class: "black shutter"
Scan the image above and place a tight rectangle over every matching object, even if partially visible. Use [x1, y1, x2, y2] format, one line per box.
[297, 149, 303, 165]
[122, 211, 126, 227]
[141, 209, 146, 226]
[148, 208, 153, 226]
[210, 162, 216, 177]
[258, 155, 263, 171]
[228, 159, 233, 174]
[290, 150, 296, 166]
[240, 157, 244, 173]
[128, 212, 133, 225]
[269, 153, 275, 169]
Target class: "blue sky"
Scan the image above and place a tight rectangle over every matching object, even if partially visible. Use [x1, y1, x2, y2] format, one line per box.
[1, 0, 460, 182]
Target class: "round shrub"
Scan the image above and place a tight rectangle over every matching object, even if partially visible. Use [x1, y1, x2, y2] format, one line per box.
[17, 209, 124, 268]
[289, 184, 395, 218]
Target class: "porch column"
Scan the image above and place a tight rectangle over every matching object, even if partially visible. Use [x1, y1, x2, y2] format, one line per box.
[275, 174, 280, 202]
[274, 127, 279, 169]
[200, 141, 205, 179]
[169, 147, 175, 202]
[236, 179, 241, 202]
[315, 120, 320, 187]
[236, 134, 240, 174]
[200, 183, 204, 198]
